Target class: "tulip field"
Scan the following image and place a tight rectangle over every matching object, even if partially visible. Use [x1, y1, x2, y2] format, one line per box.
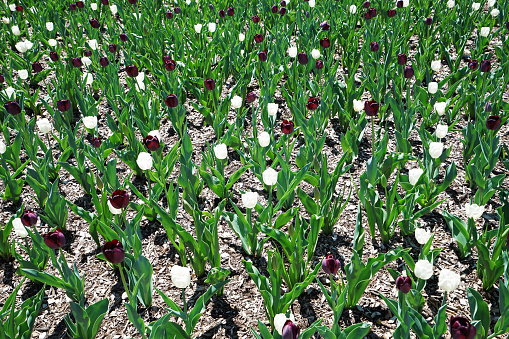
[2, 0, 509, 337]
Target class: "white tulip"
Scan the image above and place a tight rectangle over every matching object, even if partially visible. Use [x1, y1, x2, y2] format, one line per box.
[239, 33, 245, 41]
[15, 41, 29, 53]
[24, 40, 34, 50]
[108, 200, 122, 214]
[349, 5, 357, 14]
[9, 4, 16, 11]
[48, 39, 57, 47]
[240, 49, 245, 57]
[436, 124, 448, 138]
[408, 168, 424, 186]
[274, 313, 295, 335]
[88, 39, 99, 50]
[11, 25, 20, 36]
[353, 99, 364, 112]
[91, 3, 98, 10]
[287, 46, 298, 58]
[3, 87, 16, 99]
[2, 17, 10, 24]
[83, 116, 98, 129]
[472, 2, 480, 10]
[262, 167, 278, 186]
[414, 260, 433, 280]
[0, 140, 6, 154]
[267, 103, 278, 116]
[13, 218, 28, 238]
[194, 24, 202, 33]
[258, 131, 270, 147]
[490, 8, 499, 17]
[37, 118, 52, 134]
[208, 22, 216, 32]
[402, 0, 409, 7]
[428, 142, 443, 159]
[311, 49, 321, 59]
[242, 192, 258, 209]
[18, 69, 29, 80]
[438, 269, 460, 292]
[465, 203, 484, 220]
[46, 22, 54, 31]
[431, 60, 441, 72]
[231, 95, 242, 109]
[434, 102, 447, 116]
[428, 82, 438, 94]
[480, 27, 490, 37]
[136, 152, 153, 170]
[214, 143, 228, 160]
[414, 228, 432, 245]
[309, 0, 315, 7]
[148, 130, 161, 140]
[110, 4, 117, 14]
[82, 72, 93, 85]
[446, 0, 454, 8]
[488, 0, 496, 7]
[82, 57, 92, 66]
[170, 265, 191, 289]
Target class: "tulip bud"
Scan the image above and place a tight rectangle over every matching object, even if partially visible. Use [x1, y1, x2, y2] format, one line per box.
[254, 33, 264, 43]
[480, 59, 491, 72]
[271, 5, 278, 13]
[143, 135, 160, 151]
[449, 316, 476, 339]
[214, 143, 228, 159]
[320, 38, 330, 49]
[204, 78, 215, 91]
[89, 18, 100, 28]
[428, 142, 443, 158]
[306, 97, 320, 111]
[486, 115, 501, 131]
[320, 20, 330, 30]
[258, 50, 268, 62]
[170, 265, 191, 289]
[21, 210, 38, 226]
[279, 7, 286, 15]
[174, 6, 181, 14]
[363, 1, 370, 8]
[431, 60, 441, 72]
[4, 101, 21, 115]
[414, 259, 434, 279]
[32, 62, 43, 73]
[242, 192, 258, 209]
[311, 49, 321, 59]
[165, 9, 174, 19]
[287, 46, 298, 58]
[57, 99, 71, 112]
[164, 94, 178, 108]
[83, 50, 92, 57]
[404, 65, 414, 78]
[424, 17, 433, 25]
[100, 56, 109, 67]
[37, 118, 52, 134]
[13, 218, 28, 238]
[396, 54, 407, 65]
[436, 124, 448, 138]
[263, 167, 278, 186]
[246, 92, 257, 103]
[258, 131, 270, 147]
[282, 320, 300, 339]
[369, 41, 379, 52]
[90, 137, 102, 148]
[367, 8, 377, 19]
[125, 64, 139, 77]
[15, 5, 23, 11]
[71, 57, 82, 68]
[252, 15, 260, 23]
[164, 59, 176, 71]
[315, 60, 323, 69]
[396, 275, 412, 293]
[268, 103, 278, 116]
[109, 189, 129, 209]
[70, 3, 77, 10]
[108, 44, 117, 53]
[102, 239, 125, 264]
[44, 229, 66, 249]
[227, 6, 234, 16]
[50, 51, 59, 62]
[408, 168, 424, 185]
[322, 254, 340, 274]
[434, 102, 447, 116]
[428, 82, 438, 94]
[137, 152, 153, 170]
[218, 9, 226, 17]
[297, 52, 308, 65]
[468, 59, 479, 70]
[387, 9, 396, 17]
[281, 120, 294, 134]
[364, 100, 379, 116]
[76, 1, 84, 8]
[102, 0, 109, 4]
[231, 95, 243, 109]
[83, 116, 98, 129]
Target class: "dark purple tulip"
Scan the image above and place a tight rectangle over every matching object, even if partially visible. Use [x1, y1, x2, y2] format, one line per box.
[0, 74, 4, 84]
[271, 4, 278, 13]
[305, 10, 310, 18]
[297, 52, 308, 65]
[162, 55, 172, 64]
[370, 41, 379, 52]
[109, 189, 129, 209]
[365, 100, 379, 116]
[322, 254, 340, 274]
[480, 59, 491, 72]
[4, 101, 21, 115]
[254, 34, 264, 43]
[44, 229, 66, 249]
[306, 97, 320, 111]
[320, 20, 330, 30]
[218, 9, 226, 17]
[15, 5, 23, 11]
[468, 59, 478, 70]
[320, 38, 330, 48]
[50, 51, 59, 62]
[486, 115, 501, 131]
[100, 56, 109, 67]
[32, 62, 43, 73]
[204, 78, 215, 91]
[363, 1, 370, 8]
[21, 210, 38, 226]
[397, 53, 407, 65]
[450, 316, 476, 339]
[119, 33, 128, 42]
[282, 320, 300, 339]
[90, 137, 102, 148]
[164, 94, 178, 108]
[76, 1, 84, 8]
[209, 4, 214, 11]
[315, 60, 324, 69]
[246, 92, 257, 103]
[280, 0, 286, 6]
[258, 50, 268, 62]
[252, 15, 260, 23]
[69, 3, 77, 10]
[281, 120, 294, 134]
[165, 10, 174, 19]
[108, 44, 117, 53]
[102, 239, 125, 264]
[125, 65, 138, 77]
[143, 135, 160, 151]
[396, 275, 412, 293]
[174, 6, 181, 14]
[227, 7, 234, 16]
[279, 7, 286, 15]
[71, 57, 82, 68]
[57, 99, 71, 112]
[367, 8, 377, 18]
[128, 0, 137, 4]
[387, 9, 396, 17]
[84, 50, 92, 57]
[165, 59, 176, 71]
[506, 22, 509, 30]
[396, 0, 404, 8]
[485, 102, 492, 113]
[404, 65, 414, 78]
[101, 0, 109, 5]
[425, 17, 433, 25]
[89, 18, 100, 28]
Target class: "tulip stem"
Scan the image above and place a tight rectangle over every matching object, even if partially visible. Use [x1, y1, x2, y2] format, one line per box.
[145, 170, 152, 202]
[371, 118, 376, 156]
[118, 264, 135, 308]
[441, 291, 448, 307]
